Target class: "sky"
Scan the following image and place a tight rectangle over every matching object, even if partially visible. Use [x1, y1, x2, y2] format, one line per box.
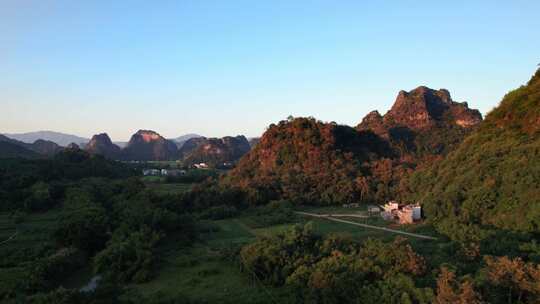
[1, 1, 539, 141]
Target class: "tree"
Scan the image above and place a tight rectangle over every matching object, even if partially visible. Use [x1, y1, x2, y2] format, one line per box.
[54, 201, 109, 254]
[435, 267, 481, 304]
[94, 228, 162, 283]
[484, 256, 540, 303]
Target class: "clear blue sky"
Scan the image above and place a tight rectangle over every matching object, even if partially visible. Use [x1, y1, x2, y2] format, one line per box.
[1, 0, 539, 140]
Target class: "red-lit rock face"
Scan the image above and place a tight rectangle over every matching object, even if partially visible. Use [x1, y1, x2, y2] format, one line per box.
[122, 130, 178, 161]
[140, 132, 160, 142]
[358, 86, 482, 136]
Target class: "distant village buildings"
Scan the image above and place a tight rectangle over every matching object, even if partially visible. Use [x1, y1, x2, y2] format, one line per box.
[142, 169, 161, 176]
[142, 168, 186, 177]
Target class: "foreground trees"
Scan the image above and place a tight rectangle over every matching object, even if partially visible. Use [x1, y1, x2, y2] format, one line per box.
[241, 224, 433, 303]
[482, 256, 540, 303]
[239, 222, 540, 304]
[435, 268, 482, 304]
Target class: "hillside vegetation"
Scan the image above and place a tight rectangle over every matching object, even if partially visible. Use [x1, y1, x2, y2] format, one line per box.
[223, 117, 390, 205]
[224, 85, 483, 206]
[408, 69, 540, 240]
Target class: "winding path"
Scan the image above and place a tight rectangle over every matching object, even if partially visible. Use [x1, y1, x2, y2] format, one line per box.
[295, 211, 437, 240]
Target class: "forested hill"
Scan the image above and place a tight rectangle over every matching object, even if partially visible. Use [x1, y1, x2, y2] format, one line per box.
[222, 117, 392, 205]
[408, 69, 540, 239]
[224, 86, 482, 206]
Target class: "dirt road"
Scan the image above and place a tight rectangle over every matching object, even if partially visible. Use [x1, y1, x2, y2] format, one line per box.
[295, 211, 438, 240]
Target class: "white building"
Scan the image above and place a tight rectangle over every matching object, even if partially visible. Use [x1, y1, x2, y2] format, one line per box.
[142, 169, 161, 176]
[382, 201, 400, 213]
[194, 163, 209, 169]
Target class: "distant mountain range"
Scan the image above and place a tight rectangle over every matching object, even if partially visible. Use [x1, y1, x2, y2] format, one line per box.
[2, 131, 89, 147]
[83, 131, 250, 165]
[0, 86, 485, 169]
[0, 130, 242, 163]
[1, 131, 203, 148]
[113, 133, 203, 149]
[0, 134, 63, 158]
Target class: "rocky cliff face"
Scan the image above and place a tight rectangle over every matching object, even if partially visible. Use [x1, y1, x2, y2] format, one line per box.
[359, 86, 482, 136]
[85, 133, 121, 159]
[357, 86, 482, 157]
[179, 135, 251, 166]
[122, 130, 178, 161]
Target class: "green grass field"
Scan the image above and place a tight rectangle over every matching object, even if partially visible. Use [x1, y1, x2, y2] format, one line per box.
[298, 205, 369, 215]
[141, 175, 167, 183]
[146, 183, 194, 195]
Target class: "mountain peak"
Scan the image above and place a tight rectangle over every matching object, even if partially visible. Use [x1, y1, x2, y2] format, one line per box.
[123, 130, 177, 161]
[365, 86, 482, 132]
[134, 130, 162, 143]
[85, 133, 121, 159]
[91, 133, 114, 144]
[359, 111, 386, 136]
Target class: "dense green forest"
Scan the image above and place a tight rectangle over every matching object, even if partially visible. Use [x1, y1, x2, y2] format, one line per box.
[0, 150, 229, 302]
